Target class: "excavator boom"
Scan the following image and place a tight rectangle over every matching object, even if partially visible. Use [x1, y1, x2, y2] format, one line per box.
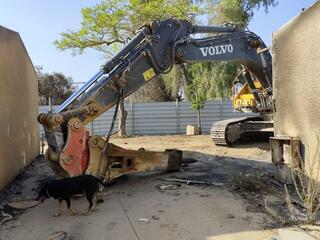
[38, 19, 273, 179]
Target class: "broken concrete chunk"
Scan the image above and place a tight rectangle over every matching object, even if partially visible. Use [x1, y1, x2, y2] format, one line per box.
[186, 125, 200, 135]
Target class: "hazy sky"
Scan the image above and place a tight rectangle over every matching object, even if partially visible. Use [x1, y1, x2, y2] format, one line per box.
[0, 0, 317, 84]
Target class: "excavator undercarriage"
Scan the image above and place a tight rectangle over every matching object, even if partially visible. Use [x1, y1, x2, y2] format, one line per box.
[210, 116, 273, 145]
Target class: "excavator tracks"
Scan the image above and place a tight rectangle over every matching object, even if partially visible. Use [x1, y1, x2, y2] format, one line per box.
[210, 116, 264, 146]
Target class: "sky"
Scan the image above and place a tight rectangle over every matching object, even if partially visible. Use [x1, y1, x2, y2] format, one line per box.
[0, 0, 317, 84]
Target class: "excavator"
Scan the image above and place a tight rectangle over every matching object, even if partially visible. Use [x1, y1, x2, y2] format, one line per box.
[38, 18, 273, 181]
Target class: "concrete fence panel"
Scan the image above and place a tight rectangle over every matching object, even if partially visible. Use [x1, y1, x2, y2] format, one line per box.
[39, 100, 257, 137]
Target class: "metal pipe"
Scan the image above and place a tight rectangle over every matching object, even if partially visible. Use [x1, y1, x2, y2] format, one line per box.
[192, 25, 237, 34]
[55, 70, 104, 113]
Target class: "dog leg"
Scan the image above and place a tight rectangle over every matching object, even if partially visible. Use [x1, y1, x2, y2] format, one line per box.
[65, 198, 77, 215]
[68, 207, 77, 215]
[54, 200, 63, 217]
[92, 193, 98, 211]
[86, 193, 94, 214]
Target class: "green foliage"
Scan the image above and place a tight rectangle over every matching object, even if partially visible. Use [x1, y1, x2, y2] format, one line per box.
[206, 62, 240, 99]
[185, 62, 240, 100]
[54, 0, 200, 56]
[185, 71, 208, 110]
[162, 65, 185, 100]
[38, 68, 74, 105]
[210, 0, 278, 26]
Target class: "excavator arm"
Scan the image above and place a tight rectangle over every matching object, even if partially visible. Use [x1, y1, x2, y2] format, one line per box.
[38, 19, 272, 180]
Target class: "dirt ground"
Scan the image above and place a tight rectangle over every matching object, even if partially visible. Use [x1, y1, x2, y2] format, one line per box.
[111, 135, 271, 160]
[0, 135, 317, 240]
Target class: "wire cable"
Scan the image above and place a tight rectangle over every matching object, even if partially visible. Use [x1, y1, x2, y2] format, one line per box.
[95, 87, 123, 179]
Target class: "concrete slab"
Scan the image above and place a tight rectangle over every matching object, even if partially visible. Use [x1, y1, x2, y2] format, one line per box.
[2, 172, 276, 240]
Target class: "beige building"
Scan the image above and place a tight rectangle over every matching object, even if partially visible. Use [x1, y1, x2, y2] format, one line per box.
[272, 1, 320, 177]
[0, 26, 39, 190]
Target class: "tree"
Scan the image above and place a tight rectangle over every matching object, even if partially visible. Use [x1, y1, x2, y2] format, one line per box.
[211, 0, 277, 26]
[185, 74, 208, 134]
[37, 67, 74, 106]
[54, 0, 199, 55]
[54, 0, 200, 136]
[183, 64, 208, 133]
[54, 0, 199, 101]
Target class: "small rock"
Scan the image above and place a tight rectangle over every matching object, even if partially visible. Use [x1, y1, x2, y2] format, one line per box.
[152, 215, 160, 220]
[226, 214, 235, 219]
[199, 194, 211, 198]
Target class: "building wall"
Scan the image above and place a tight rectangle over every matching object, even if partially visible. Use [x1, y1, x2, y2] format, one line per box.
[272, 1, 320, 169]
[0, 26, 39, 190]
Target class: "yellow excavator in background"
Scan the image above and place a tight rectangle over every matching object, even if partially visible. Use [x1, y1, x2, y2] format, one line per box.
[232, 70, 264, 113]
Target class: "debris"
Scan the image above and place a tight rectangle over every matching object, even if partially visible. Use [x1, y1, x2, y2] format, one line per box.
[152, 215, 160, 220]
[199, 194, 211, 197]
[158, 183, 181, 190]
[226, 214, 235, 218]
[162, 178, 224, 187]
[232, 174, 269, 192]
[48, 231, 67, 240]
[138, 218, 149, 223]
[0, 211, 13, 225]
[8, 199, 40, 209]
[264, 199, 287, 225]
[271, 179, 283, 188]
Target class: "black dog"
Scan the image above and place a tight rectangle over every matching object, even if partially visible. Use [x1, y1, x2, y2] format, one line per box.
[37, 175, 106, 216]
